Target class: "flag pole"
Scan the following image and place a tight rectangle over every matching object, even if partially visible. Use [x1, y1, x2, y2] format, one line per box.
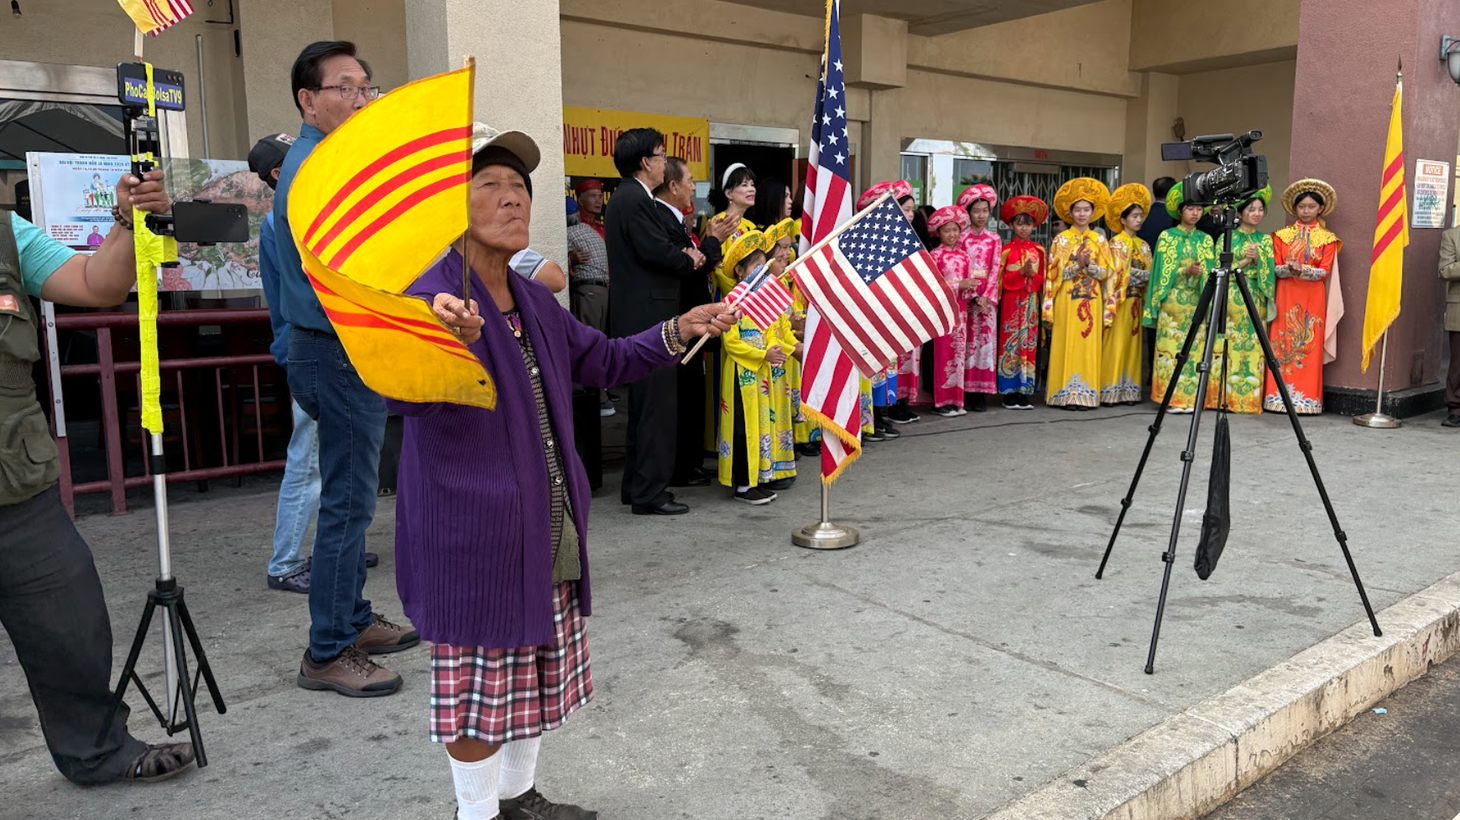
[1355, 59, 1403, 430]
[793, 481, 860, 550]
[680, 191, 892, 364]
[1353, 330, 1401, 428]
[460, 55, 476, 308]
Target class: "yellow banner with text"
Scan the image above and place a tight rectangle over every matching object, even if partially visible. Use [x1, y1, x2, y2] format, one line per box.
[562, 106, 709, 180]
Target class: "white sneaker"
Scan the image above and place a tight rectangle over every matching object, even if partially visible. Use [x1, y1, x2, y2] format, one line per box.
[599, 401, 616, 417]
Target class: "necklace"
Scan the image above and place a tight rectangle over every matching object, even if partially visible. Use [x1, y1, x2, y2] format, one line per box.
[502, 309, 523, 339]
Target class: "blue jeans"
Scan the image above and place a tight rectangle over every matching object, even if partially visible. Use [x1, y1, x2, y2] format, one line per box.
[267, 400, 320, 578]
[286, 329, 385, 661]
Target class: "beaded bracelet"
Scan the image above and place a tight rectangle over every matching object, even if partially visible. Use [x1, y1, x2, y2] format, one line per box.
[661, 318, 688, 355]
[111, 207, 134, 231]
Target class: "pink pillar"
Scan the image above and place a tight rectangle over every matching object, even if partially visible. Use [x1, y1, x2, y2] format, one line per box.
[1289, 0, 1460, 412]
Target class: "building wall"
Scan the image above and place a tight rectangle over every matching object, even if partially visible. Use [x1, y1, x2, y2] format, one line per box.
[237, 0, 335, 146]
[1130, 0, 1300, 73]
[0, 0, 247, 159]
[890, 69, 1129, 157]
[908, 0, 1138, 97]
[1290, 0, 1460, 394]
[333, 0, 408, 90]
[1176, 60, 1297, 232]
[558, 18, 823, 135]
[559, 0, 1138, 192]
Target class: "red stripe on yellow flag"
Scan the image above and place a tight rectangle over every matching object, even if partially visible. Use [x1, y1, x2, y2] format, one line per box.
[288, 65, 496, 409]
[1361, 75, 1408, 373]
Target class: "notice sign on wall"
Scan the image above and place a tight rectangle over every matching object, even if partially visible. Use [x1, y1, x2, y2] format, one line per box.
[1412, 158, 1450, 229]
[562, 106, 708, 180]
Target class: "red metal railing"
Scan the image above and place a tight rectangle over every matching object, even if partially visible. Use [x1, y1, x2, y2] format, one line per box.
[43, 308, 289, 517]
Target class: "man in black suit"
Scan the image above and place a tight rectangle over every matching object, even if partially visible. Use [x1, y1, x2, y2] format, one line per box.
[652, 157, 737, 488]
[606, 129, 706, 515]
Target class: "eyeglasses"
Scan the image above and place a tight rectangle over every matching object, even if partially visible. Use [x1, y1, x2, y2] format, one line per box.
[313, 85, 382, 101]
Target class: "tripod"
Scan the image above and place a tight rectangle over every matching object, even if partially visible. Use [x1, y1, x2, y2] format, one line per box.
[99, 434, 227, 765]
[98, 434, 226, 758]
[1095, 207, 1382, 674]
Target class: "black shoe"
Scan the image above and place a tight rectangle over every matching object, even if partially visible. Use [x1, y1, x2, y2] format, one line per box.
[500, 786, 599, 820]
[1001, 395, 1020, 410]
[267, 564, 311, 593]
[734, 486, 777, 505]
[864, 427, 886, 442]
[670, 472, 712, 487]
[631, 499, 690, 515]
[1444, 413, 1460, 427]
[765, 477, 795, 491]
[365, 552, 379, 568]
[795, 442, 823, 457]
[965, 394, 986, 412]
[887, 403, 920, 424]
[879, 423, 901, 439]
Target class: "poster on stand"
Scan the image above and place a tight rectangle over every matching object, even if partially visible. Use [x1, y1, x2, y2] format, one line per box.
[26, 152, 272, 291]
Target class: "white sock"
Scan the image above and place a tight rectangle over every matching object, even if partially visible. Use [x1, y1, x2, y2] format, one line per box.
[448, 749, 501, 820]
[499, 736, 542, 800]
[736, 485, 750, 493]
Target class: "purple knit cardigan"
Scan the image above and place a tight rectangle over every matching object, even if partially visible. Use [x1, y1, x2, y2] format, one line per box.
[387, 250, 675, 648]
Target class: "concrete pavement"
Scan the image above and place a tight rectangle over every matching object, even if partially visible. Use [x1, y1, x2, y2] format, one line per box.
[1, 404, 1455, 820]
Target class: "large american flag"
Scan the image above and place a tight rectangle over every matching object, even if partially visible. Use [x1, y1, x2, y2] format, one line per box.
[798, 0, 860, 482]
[794, 197, 958, 378]
[725, 264, 795, 330]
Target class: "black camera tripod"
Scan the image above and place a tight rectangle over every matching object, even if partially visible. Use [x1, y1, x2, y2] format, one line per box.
[1095, 206, 1382, 674]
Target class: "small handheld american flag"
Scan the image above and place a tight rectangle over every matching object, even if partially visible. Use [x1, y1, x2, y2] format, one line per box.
[792, 196, 959, 379]
[725, 264, 796, 330]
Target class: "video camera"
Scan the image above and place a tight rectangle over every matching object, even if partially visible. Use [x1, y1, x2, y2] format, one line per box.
[116, 62, 248, 246]
[1161, 130, 1269, 208]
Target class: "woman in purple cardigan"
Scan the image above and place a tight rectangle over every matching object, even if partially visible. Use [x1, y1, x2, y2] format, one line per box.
[389, 125, 736, 820]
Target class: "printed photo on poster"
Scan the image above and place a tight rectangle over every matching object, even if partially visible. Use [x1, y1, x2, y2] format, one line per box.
[30, 154, 128, 248]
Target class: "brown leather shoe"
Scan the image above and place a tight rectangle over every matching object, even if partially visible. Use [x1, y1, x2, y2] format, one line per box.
[354, 613, 421, 655]
[296, 646, 402, 697]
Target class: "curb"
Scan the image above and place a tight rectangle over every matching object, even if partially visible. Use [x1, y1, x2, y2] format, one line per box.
[981, 569, 1460, 820]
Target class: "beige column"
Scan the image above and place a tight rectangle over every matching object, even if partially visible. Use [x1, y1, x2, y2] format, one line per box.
[864, 92, 903, 191]
[844, 14, 907, 191]
[406, 0, 568, 295]
[1122, 71, 1182, 192]
[237, 0, 335, 139]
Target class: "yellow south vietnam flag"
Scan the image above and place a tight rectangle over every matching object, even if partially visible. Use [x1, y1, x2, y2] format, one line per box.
[1361, 73, 1407, 373]
[288, 65, 496, 409]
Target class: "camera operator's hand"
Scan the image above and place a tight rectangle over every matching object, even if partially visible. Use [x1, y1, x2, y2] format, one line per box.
[117, 169, 170, 216]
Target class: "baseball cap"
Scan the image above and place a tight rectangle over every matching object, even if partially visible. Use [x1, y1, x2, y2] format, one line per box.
[470, 123, 540, 173]
[248, 133, 295, 185]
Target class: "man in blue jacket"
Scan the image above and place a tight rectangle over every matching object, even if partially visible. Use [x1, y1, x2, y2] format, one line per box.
[273, 41, 418, 698]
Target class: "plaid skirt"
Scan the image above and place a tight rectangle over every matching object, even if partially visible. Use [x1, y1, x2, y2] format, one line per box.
[428, 582, 593, 744]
